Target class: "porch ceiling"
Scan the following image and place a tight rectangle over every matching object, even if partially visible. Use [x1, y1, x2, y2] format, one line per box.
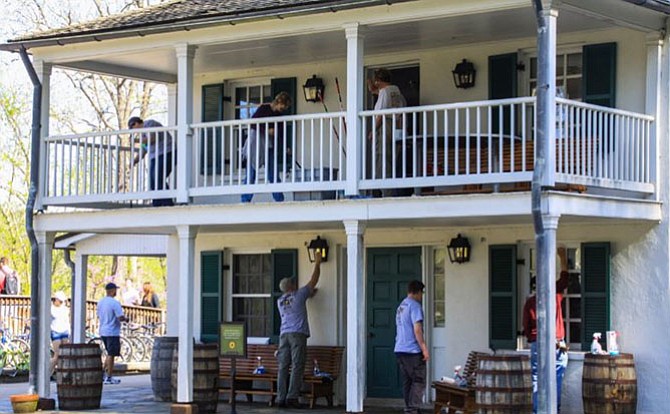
[56, 5, 624, 81]
[33, 192, 662, 236]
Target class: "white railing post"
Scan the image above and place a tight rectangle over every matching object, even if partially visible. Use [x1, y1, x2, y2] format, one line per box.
[175, 44, 196, 204]
[646, 32, 663, 201]
[35, 231, 55, 398]
[344, 23, 365, 196]
[34, 60, 52, 211]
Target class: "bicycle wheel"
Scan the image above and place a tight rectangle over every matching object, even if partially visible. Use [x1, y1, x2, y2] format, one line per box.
[126, 336, 146, 362]
[119, 337, 133, 362]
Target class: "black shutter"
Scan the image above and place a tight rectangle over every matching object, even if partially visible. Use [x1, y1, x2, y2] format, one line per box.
[580, 242, 610, 351]
[270, 249, 298, 343]
[489, 245, 517, 350]
[201, 251, 223, 343]
[583, 43, 617, 108]
[488, 53, 518, 135]
[200, 83, 225, 175]
[270, 78, 297, 171]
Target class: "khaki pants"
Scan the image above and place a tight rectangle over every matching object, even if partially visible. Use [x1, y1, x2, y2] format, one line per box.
[374, 127, 394, 197]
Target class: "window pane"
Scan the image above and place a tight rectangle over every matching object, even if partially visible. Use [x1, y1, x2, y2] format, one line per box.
[433, 248, 446, 328]
[530, 58, 537, 79]
[569, 322, 581, 345]
[249, 86, 261, 104]
[567, 53, 582, 75]
[232, 297, 272, 337]
[263, 85, 272, 103]
[556, 54, 565, 77]
[569, 297, 581, 318]
[235, 87, 247, 106]
[566, 78, 582, 101]
[233, 254, 272, 294]
[568, 273, 581, 294]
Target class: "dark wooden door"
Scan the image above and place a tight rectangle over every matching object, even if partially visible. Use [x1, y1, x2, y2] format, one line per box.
[366, 247, 422, 398]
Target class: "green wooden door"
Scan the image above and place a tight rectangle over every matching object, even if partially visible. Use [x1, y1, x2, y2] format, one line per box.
[366, 247, 422, 398]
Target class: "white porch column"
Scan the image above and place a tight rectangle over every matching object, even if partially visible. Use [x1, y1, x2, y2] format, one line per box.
[343, 220, 366, 413]
[72, 253, 88, 343]
[344, 23, 365, 196]
[35, 231, 54, 398]
[34, 60, 51, 211]
[166, 233, 180, 336]
[176, 225, 197, 403]
[175, 44, 196, 204]
[536, 3, 557, 187]
[537, 214, 559, 414]
[167, 83, 178, 127]
[646, 33, 663, 202]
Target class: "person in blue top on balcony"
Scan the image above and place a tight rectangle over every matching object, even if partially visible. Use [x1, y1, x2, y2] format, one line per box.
[240, 92, 292, 203]
[128, 116, 175, 206]
[395, 280, 429, 414]
[275, 252, 321, 409]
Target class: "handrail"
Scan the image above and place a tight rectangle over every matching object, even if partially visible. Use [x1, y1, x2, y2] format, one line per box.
[359, 97, 537, 116]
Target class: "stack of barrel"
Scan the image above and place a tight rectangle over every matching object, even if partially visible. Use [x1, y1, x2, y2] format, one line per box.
[150, 337, 220, 414]
[56, 344, 103, 410]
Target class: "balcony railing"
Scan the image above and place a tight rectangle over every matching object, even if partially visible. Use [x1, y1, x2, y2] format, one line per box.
[41, 97, 656, 207]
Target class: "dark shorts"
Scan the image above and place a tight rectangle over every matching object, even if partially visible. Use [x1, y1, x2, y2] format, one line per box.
[101, 336, 121, 357]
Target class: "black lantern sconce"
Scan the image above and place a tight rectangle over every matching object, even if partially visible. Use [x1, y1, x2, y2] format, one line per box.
[452, 59, 476, 89]
[303, 75, 325, 103]
[307, 236, 329, 262]
[447, 234, 471, 264]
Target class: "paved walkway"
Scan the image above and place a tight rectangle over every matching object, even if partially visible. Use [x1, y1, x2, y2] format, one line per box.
[0, 375, 407, 414]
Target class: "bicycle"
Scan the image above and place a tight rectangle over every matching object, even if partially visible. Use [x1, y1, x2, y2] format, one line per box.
[0, 325, 30, 377]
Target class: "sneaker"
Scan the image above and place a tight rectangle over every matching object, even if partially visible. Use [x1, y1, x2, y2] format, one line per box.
[103, 376, 121, 385]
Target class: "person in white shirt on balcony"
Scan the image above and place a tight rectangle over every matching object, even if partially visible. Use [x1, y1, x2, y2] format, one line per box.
[368, 68, 407, 197]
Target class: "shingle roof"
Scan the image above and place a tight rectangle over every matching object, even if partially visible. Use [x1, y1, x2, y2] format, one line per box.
[6, 0, 411, 49]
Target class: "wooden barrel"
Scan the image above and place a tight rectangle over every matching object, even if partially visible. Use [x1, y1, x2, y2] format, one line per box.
[171, 343, 220, 413]
[582, 353, 637, 414]
[475, 354, 532, 414]
[151, 336, 178, 401]
[56, 343, 103, 410]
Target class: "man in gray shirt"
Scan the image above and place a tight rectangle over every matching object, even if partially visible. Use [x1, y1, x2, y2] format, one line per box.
[276, 253, 322, 408]
[128, 116, 175, 206]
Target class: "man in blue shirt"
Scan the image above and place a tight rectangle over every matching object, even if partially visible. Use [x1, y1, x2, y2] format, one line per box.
[395, 280, 429, 414]
[97, 282, 128, 384]
[276, 253, 322, 409]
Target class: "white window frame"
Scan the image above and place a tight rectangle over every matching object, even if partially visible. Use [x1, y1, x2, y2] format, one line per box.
[229, 79, 273, 120]
[225, 249, 273, 340]
[522, 47, 583, 100]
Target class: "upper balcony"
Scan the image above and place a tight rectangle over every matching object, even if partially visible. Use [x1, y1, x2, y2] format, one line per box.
[42, 96, 655, 209]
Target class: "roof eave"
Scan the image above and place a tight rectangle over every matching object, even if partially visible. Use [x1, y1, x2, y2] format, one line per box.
[0, 0, 416, 53]
[622, 0, 670, 14]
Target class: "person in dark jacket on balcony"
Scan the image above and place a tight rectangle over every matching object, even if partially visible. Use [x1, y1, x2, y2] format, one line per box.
[128, 116, 175, 206]
[240, 92, 292, 203]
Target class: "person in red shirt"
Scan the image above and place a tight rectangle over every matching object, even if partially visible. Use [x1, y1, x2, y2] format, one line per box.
[522, 247, 570, 414]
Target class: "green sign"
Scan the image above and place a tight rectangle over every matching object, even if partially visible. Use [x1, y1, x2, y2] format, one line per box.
[219, 322, 247, 358]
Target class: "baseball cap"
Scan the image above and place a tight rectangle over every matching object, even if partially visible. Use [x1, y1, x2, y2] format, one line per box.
[105, 282, 119, 290]
[54, 291, 67, 302]
[127, 116, 143, 129]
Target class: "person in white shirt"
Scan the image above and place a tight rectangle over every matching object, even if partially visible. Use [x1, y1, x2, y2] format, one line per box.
[50, 291, 70, 378]
[97, 283, 127, 384]
[367, 68, 407, 197]
[121, 278, 140, 306]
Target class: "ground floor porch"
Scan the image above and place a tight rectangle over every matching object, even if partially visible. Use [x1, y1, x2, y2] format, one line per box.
[29, 191, 666, 413]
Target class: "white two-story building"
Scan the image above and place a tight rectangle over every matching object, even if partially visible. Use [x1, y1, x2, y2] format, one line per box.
[3, 0, 670, 413]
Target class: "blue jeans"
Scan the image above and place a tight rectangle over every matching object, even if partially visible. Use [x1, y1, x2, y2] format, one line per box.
[149, 152, 174, 206]
[241, 150, 284, 203]
[530, 341, 568, 413]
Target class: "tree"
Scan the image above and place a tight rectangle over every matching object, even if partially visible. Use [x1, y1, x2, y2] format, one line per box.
[0, 0, 168, 301]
